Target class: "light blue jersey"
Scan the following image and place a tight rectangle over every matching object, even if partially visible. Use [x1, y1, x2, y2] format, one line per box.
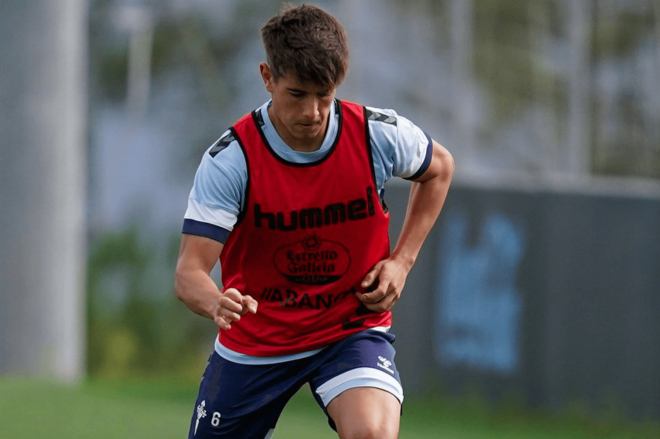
[184, 99, 432, 239]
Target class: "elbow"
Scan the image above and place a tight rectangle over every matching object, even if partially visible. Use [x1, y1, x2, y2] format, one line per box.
[440, 148, 455, 181]
[174, 280, 183, 302]
[174, 267, 187, 303]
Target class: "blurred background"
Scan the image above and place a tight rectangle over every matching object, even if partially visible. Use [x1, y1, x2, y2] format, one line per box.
[1, 0, 660, 436]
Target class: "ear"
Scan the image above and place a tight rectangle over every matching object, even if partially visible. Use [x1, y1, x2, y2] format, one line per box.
[260, 62, 274, 93]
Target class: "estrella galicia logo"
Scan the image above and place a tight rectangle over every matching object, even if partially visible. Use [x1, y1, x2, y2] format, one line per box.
[274, 235, 350, 285]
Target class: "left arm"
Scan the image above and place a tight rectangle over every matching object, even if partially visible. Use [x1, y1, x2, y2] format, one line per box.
[357, 139, 454, 312]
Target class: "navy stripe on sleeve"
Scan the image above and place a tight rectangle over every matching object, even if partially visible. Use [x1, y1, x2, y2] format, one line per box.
[406, 131, 433, 181]
[182, 219, 231, 244]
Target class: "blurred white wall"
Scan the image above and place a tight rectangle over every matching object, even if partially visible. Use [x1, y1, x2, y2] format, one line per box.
[0, 0, 87, 381]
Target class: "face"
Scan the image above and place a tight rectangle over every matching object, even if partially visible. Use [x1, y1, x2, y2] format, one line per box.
[260, 63, 337, 152]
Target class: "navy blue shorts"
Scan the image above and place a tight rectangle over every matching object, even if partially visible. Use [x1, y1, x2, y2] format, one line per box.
[187, 330, 402, 439]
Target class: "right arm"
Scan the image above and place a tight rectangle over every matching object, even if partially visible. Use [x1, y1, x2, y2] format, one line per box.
[177, 127, 254, 329]
[174, 234, 257, 330]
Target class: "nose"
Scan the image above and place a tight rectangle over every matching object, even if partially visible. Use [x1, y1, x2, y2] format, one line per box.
[302, 96, 320, 120]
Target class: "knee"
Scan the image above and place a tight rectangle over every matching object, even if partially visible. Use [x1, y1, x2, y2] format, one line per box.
[328, 387, 401, 439]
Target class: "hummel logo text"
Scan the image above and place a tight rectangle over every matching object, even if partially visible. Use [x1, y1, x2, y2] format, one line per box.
[377, 356, 394, 374]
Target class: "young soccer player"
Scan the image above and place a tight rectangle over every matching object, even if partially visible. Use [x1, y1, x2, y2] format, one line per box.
[175, 4, 454, 438]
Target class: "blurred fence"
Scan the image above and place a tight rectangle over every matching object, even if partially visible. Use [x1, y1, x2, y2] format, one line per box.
[388, 178, 660, 418]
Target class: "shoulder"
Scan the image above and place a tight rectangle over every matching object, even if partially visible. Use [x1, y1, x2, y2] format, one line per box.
[208, 130, 240, 159]
[365, 106, 399, 126]
[363, 106, 400, 154]
[191, 130, 247, 210]
[364, 106, 424, 141]
[198, 130, 247, 176]
[368, 106, 431, 171]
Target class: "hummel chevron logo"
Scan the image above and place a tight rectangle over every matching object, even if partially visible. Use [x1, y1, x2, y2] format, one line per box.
[209, 133, 235, 157]
[367, 110, 397, 125]
[253, 109, 266, 127]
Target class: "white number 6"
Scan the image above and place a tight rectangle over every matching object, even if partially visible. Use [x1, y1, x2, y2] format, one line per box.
[211, 412, 222, 427]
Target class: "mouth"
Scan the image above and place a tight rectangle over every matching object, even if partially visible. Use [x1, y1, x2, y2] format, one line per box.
[298, 121, 320, 130]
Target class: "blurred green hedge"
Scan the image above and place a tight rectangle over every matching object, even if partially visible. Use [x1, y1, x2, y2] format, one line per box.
[86, 226, 216, 379]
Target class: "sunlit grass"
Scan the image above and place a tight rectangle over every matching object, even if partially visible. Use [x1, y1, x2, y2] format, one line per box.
[0, 377, 658, 439]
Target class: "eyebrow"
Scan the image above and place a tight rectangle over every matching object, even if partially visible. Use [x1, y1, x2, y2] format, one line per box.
[287, 87, 332, 95]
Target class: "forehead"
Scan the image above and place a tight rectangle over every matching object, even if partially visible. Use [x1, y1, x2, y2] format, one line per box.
[275, 70, 335, 92]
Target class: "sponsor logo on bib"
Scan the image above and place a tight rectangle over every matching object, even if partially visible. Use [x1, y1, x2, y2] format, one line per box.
[274, 235, 350, 285]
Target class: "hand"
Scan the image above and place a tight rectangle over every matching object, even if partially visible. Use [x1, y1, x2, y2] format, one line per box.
[214, 288, 258, 330]
[356, 258, 410, 313]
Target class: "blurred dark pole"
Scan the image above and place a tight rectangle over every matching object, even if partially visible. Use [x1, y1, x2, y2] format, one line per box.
[0, 0, 88, 381]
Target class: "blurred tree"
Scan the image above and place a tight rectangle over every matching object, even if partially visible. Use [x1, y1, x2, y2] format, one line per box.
[392, 0, 660, 179]
[590, 1, 660, 177]
[472, 0, 659, 178]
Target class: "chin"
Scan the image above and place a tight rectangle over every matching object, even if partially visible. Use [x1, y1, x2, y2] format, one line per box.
[296, 128, 321, 138]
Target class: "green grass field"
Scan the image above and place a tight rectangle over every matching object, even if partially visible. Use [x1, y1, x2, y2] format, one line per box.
[1, 377, 658, 438]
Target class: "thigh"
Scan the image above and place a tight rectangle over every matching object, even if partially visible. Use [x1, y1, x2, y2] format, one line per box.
[308, 330, 403, 434]
[188, 351, 303, 439]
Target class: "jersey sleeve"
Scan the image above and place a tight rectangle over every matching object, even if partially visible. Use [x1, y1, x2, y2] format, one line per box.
[367, 107, 433, 192]
[182, 130, 247, 244]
